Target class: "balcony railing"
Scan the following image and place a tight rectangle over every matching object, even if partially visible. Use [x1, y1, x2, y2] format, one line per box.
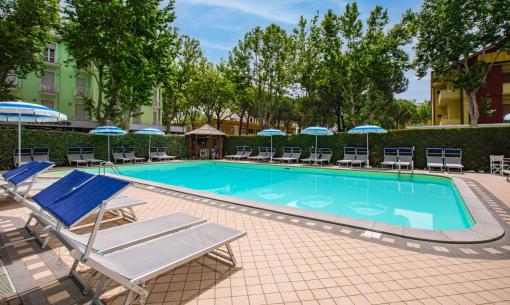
[40, 83, 59, 95]
[438, 90, 460, 107]
[74, 88, 90, 98]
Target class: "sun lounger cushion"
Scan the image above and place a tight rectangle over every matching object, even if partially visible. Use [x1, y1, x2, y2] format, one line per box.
[82, 223, 246, 282]
[44, 175, 129, 227]
[69, 212, 206, 253]
[8, 162, 54, 185]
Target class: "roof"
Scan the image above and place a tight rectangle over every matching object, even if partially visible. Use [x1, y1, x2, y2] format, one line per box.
[185, 124, 227, 136]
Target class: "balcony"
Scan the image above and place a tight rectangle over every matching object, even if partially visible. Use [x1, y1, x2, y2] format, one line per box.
[74, 88, 90, 98]
[40, 83, 59, 95]
[438, 89, 460, 107]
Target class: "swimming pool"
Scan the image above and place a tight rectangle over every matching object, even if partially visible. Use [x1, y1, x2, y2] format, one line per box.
[113, 161, 474, 231]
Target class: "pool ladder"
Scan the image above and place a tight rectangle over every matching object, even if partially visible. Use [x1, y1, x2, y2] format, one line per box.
[98, 161, 121, 175]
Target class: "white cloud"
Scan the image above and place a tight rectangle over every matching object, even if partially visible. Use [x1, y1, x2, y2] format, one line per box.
[200, 40, 232, 52]
[186, 0, 298, 24]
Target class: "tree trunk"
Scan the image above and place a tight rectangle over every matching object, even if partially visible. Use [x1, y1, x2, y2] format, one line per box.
[96, 67, 106, 124]
[238, 112, 244, 136]
[466, 90, 479, 126]
[245, 111, 250, 135]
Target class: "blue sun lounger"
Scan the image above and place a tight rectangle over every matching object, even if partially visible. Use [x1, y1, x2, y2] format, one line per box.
[1, 161, 38, 181]
[1, 161, 55, 198]
[43, 174, 246, 305]
[19, 171, 146, 246]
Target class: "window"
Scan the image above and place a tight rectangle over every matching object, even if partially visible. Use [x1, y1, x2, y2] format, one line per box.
[41, 71, 55, 92]
[75, 104, 86, 120]
[46, 43, 56, 63]
[40, 100, 54, 109]
[153, 111, 159, 125]
[76, 77, 86, 96]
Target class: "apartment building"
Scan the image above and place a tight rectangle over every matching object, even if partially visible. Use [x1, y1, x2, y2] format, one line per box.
[5, 40, 184, 133]
[431, 49, 510, 125]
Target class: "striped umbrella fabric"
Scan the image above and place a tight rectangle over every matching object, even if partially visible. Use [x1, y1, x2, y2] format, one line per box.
[348, 125, 387, 167]
[89, 125, 127, 136]
[301, 127, 333, 164]
[135, 128, 165, 162]
[0, 101, 67, 166]
[0, 101, 67, 122]
[347, 125, 388, 134]
[258, 129, 286, 162]
[301, 126, 333, 136]
[90, 126, 127, 163]
[134, 128, 165, 135]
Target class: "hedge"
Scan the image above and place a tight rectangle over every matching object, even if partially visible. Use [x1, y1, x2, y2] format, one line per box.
[0, 128, 187, 169]
[224, 126, 510, 171]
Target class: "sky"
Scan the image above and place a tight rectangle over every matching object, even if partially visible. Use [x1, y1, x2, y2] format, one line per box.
[173, 0, 428, 103]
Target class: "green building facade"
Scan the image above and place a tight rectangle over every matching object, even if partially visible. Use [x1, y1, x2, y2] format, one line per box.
[6, 40, 183, 132]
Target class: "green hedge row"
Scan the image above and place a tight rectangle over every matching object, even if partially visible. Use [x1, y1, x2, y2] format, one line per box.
[0, 128, 187, 169]
[224, 126, 510, 171]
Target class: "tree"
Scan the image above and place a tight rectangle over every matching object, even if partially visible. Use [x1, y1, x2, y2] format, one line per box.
[413, 0, 510, 125]
[162, 34, 203, 133]
[413, 101, 432, 125]
[231, 24, 293, 128]
[60, 0, 178, 127]
[0, 0, 59, 100]
[191, 61, 235, 130]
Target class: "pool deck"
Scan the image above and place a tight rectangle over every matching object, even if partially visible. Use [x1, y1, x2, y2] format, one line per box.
[1, 163, 510, 305]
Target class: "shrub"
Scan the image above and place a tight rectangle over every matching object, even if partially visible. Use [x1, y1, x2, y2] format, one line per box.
[224, 127, 510, 171]
[0, 128, 187, 169]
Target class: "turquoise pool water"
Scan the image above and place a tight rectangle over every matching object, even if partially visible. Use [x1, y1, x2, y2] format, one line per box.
[114, 162, 474, 231]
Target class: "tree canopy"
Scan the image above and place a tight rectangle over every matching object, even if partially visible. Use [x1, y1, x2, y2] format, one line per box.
[0, 0, 59, 100]
[413, 0, 510, 125]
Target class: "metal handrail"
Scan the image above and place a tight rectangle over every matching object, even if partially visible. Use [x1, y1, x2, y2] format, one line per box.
[98, 161, 120, 175]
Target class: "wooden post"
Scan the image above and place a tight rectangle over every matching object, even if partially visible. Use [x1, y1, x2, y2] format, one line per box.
[218, 136, 223, 159]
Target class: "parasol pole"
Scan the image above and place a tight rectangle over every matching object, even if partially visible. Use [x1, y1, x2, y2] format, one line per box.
[18, 114, 21, 165]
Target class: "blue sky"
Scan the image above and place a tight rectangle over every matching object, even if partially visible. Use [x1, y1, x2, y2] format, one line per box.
[173, 0, 428, 102]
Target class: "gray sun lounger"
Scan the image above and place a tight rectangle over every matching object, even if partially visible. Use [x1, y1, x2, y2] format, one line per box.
[426, 148, 444, 172]
[236, 146, 252, 159]
[337, 147, 356, 167]
[302, 148, 321, 164]
[380, 147, 398, 169]
[247, 147, 271, 161]
[123, 148, 144, 163]
[68, 147, 88, 167]
[81, 147, 103, 165]
[395, 147, 414, 170]
[13, 148, 32, 167]
[350, 147, 368, 167]
[60, 212, 206, 254]
[444, 148, 464, 173]
[225, 146, 245, 159]
[55, 222, 246, 305]
[273, 147, 293, 163]
[32, 147, 50, 162]
[113, 148, 132, 164]
[316, 148, 333, 165]
[156, 147, 176, 161]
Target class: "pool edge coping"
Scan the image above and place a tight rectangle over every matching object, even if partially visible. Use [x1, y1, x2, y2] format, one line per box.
[99, 163, 503, 244]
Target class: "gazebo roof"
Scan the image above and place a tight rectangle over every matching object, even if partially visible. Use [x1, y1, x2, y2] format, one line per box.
[185, 124, 227, 136]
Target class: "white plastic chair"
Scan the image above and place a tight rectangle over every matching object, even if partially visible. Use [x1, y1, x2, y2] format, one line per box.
[490, 155, 504, 174]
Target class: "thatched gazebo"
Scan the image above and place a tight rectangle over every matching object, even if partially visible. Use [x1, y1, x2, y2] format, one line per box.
[185, 124, 227, 159]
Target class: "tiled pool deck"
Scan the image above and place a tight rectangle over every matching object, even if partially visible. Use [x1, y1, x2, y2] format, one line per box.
[1, 165, 510, 305]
